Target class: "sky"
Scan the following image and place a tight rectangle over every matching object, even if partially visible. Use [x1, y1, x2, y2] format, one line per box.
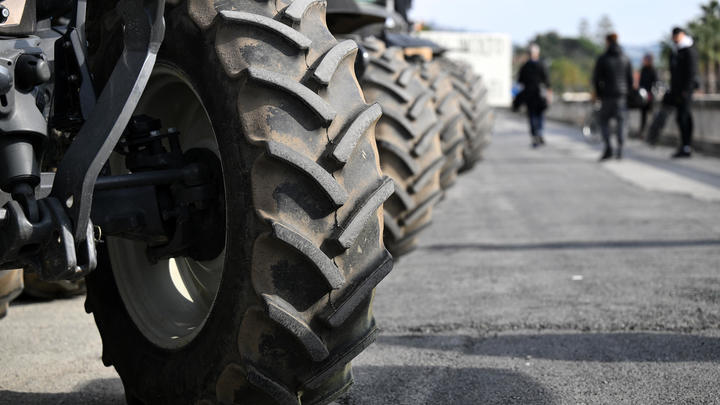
[408, 0, 707, 46]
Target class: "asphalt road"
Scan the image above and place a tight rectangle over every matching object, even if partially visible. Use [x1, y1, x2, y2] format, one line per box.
[2, 112, 719, 404]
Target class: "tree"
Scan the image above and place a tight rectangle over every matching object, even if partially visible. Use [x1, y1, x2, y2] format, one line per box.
[689, 1, 720, 93]
[513, 31, 602, 93]
[550, 58, 591, 92]
[578, 18, 591, 39]
[595, 14, 615, 44]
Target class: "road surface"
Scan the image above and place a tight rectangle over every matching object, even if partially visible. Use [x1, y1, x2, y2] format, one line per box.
[1, 112, 719, 404]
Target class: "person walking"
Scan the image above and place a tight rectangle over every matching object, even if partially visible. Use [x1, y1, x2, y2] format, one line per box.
[592, 33, 634, 161]
[669, 27, 699, 158]
[639, 53, 658, 134]
[518, 44, 551, 148]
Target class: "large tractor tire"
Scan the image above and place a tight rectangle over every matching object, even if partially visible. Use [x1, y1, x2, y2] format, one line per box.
[0, 269, 23, 318]
[84, 2, 392, 404]
[437, 57, 492, 172]
[419, 60, 465, 190]
[359, 39, 444, 257]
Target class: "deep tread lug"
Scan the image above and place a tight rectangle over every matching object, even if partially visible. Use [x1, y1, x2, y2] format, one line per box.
[441, 159, 465, 182]
[441, 114, 464, 142]
[369, 57, 399, 73]
[437, 90, 460, 116]
[272, 222, 344, 289]
[363, 72, 412, 103]
[403, 190, 443, 226]
[397, 66, 415, 87]
[330, 103, 382, 164]
[219, 11, 312, 50]
[284, 0, 326, 22]
[442, 137, 465, 156]
[459, 98, 477, 121]
[361, 38, 383, 52]
[380, 48, 396, 62]
[313, 39, 358, 86]
[266, 141, 348, 207]
[390, 178, 416, 211]
[410, 156, 445, 193]
[377, 139, 420, 175]
[408, 91, 433, 120]
[303, 327, 380, 390]
[247, 364, 301, 405]
[413, 121, 443, 157]
[383, 211, 403, 240]
[321, 252, 393, 327]
[394, 220, 433, 247]
[262, 294, 330, 362]
[336, 177, 395, 249]
[248, 67, 336, 125]
[381, 107, 419, 139]
[430, 71, 448, 90]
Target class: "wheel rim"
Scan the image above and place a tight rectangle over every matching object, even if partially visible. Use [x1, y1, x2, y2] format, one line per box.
[106, 63, 226, 350]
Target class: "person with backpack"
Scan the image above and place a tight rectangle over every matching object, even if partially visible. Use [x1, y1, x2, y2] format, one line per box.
[669, 27, 699, 158]
[592, 33, 634, 161]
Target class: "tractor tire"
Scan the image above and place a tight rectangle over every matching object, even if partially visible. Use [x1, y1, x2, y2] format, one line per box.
[436, 57, 492, 172]
[359, 39, 444, 257]
[0, 269, 23, 318]
[84, 2, 392, 404]
[419, 59, 465, 190]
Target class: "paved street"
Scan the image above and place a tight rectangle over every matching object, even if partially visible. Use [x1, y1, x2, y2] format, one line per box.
[2, 112, 720, 404]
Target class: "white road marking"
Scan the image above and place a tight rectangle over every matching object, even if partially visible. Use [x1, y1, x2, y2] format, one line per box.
[545, 133, 720, 202]
[603, 159, 720, 202]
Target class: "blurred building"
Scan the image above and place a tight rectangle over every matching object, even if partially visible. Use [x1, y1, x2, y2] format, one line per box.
[419, 31, 513, 107]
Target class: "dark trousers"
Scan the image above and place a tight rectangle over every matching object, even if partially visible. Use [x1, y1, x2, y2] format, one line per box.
[640, 103, 653, 133]
[599, 97, 626, 151]
[527, 109, 544, 138]
[675, 98, 693, 149]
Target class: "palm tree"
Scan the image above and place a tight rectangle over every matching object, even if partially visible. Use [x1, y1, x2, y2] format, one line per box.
[690, 1, 720, 93]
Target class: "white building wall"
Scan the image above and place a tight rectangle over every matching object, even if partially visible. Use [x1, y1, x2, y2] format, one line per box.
[418, 31, 513, 107]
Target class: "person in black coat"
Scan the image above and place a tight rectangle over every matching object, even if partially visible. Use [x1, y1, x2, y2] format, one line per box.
[639, 53, 658, 133]
[670, 27, 699, 158]
[593, 33, 634, 160]
[518, 44, 551, 147]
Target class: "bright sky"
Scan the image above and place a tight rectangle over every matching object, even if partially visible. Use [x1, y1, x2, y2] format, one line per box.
[409, 0, 707, 46]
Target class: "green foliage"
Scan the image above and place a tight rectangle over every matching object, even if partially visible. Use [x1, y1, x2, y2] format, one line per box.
[515, 31, 602, 92]
[687, 1, 720, 92]
[549, 58, 591, 92]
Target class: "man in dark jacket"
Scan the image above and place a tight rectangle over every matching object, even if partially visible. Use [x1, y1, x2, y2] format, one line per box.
[518, 44, 550, 147]
[593, 33, 634, 160]
[670, 27, 699, 158]
[639, 53, 658, 134]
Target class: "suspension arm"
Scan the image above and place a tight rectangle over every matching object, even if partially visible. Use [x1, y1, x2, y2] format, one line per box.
[50, 0, 166, 243]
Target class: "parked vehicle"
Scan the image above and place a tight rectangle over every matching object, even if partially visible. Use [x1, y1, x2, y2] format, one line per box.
[0, 1, 393, 404]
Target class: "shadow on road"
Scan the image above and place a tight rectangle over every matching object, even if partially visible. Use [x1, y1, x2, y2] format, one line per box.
[0, 378, 124, 405]
[340, 365, 556, 405]
[376, 333, 720, 362]
[420, 239, 720, 252]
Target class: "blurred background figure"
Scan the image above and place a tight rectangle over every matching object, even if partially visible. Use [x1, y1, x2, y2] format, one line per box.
[593, 33, 633, 160]
[639, 53, 659, 135]
[670, 26, 699, 158]
[517, 44, 551, 148]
